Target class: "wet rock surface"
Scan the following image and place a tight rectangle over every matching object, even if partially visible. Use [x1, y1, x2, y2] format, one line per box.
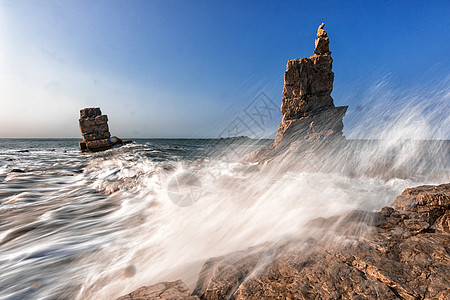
[191, 183, 450, 300]
[117, 183, 450, 299]
[393, 183, 450, 229]
[115, 280, 198, 300]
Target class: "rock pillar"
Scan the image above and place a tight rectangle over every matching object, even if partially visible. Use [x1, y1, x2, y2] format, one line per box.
[274, 23, 347, 147]
[78, 108, 121, 152]
[248, 23, 348, 162]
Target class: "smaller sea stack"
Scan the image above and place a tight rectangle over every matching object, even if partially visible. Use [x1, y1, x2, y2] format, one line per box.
[78, 107, 124, 152]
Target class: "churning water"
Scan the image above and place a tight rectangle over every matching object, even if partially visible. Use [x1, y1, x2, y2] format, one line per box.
[0, 135, 448, 299]
[1, 77, 450, 299]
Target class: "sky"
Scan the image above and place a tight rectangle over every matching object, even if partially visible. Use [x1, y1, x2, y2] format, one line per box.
[0, 0, 449, 138]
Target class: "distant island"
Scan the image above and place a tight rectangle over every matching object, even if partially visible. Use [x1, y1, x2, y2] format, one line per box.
[218, 135, 251, 141]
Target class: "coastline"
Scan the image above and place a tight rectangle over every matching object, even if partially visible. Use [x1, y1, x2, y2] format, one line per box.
[117, 182, 450, 300]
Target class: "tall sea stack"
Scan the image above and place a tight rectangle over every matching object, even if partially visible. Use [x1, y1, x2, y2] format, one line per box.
[250, 23, 347, 161]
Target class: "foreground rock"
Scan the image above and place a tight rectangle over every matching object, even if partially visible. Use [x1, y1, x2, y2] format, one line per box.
[192, 183, 450, 299]
[117, 183, 450, 299]
[393, 183, 450, 232]
[250, 23, 347, 162]
[116, 280, 198, 300]
[78, 107, 129, 152]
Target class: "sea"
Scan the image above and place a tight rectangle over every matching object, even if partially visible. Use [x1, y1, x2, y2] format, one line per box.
[0, 138, 448, 299]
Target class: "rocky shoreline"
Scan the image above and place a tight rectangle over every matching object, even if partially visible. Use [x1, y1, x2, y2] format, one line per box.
[117, 183, 450, 299]
[115, 24, 449, 299]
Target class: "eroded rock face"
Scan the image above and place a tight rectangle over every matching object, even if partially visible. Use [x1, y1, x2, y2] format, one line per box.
[281, 56, 333, 119]
[78, 107, 124, 152]
[192, 183, 450, 300]
[250, 23, 347, 162]
[276, 23, 347, 147]
[115, 280, 199, 300]
[393, 183, 450, 229]
[115, 184, 450, 299]
[314, 22, 330, 55]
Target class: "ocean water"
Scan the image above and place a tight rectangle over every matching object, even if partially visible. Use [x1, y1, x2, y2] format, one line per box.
[0, 138, 448, 299]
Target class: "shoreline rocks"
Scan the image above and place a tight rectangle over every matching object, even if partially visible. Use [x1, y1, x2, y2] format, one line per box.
[116, 280, 198, 300]
[116, 183, 450, 300]
[190, 183, 450, 300]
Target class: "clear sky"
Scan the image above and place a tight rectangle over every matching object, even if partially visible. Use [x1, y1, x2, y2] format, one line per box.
[0, 0, 449, 138]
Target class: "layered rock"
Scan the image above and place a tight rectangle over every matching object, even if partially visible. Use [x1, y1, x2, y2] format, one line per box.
[116, 183, 450, 299]
[116, 280, 198, 300]
[393, 184, 450, 233]
[250, 23, 347, 161]
[192, 183, 450, 300]
[78, 107, 124, 152]
[277, 22, 347, 144]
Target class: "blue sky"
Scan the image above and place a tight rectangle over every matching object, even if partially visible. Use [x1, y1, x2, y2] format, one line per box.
[0, 0, 448, 138]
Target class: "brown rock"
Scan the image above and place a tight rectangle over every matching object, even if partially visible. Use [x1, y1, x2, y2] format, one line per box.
[281, 55, 335, 118]
[116, 280, 198, 300]
[276, 23, 345, 146]
[434, 211, 450, 233]
[79, 118, 108, 136]
[80, 107, 102, 118]
[314, 23, 330, 55]
[83, 131, 111, 142]
[248, 23, 347, 162]
[94, 123, 109, 133]
[193, 183, 450, 300]
[193, 249, 267, 299]
[274, 106, 347, 147]
[78, 107, 125, 152]
[393, 183, 450, 225]
[79, 142, 87, 152]
[79, 118, 96, 134]
[94, 115, 108, 125]
[85, 139, 111, 151]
